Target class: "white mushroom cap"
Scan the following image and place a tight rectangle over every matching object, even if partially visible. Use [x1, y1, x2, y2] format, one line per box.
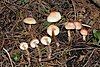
[30, 39, 39, 48]
[74, 22, 82, 30]
[20, 42, 28, 50]
[47, 12, 61, 22]
[47, 25, 60, 36]
[41, 36, 51, 45]
[80, 29, 88, 36]
[65, 22, 75, 30]
[23, 17, 37, 24]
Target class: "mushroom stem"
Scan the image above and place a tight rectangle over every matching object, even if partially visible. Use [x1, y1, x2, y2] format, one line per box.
[28, 25, 31, 32]
[28, 25, 35, 38]
[48, 44, 52, 59]
[26, 49, 30, 66]
[36, 45, 41, 62]
[68, 30, 71, 42]
[28, 25, 33, 38]
[52, 30, 60, 48]
[83, 35, 86, 41]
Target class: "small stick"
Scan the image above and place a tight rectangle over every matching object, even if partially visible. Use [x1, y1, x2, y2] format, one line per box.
[71, 0, 76, 21]
[26, 50, 31, 66]
[3, 48, 13, 67]
[36, 45, 41, 62]
[82, 49, 96, 67]
[48, 44, 52, 59]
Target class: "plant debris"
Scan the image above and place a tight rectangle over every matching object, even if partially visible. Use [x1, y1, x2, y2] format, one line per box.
[0, 0, 100, 67]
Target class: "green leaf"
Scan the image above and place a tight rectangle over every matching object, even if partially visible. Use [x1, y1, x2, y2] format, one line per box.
[20, 0, 28, 5]
[93, 29, 100, 41]
[42, 21, 52, 31]
[40, 8, 49, 13]
[12, 52, 21, 62]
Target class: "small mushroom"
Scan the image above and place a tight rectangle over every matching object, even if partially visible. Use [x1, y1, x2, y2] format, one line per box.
[23, 17, 37, 38]
[30, 39, 39, 48]
[80, 29, 88, 41]
[47, 11, 61, 22]
[47, 25, 59, 36]
[74, 22, 82, 30]
[47, 24, 60, 47]
[19, 42, 30, 66]
[23, 11, 37, 31]
[40, 36, 52, 59]
[23, 17, 37, 25]
[20, 42, 28, 50]
[30, 39, 41, 62]
[65, 22, 75, 41]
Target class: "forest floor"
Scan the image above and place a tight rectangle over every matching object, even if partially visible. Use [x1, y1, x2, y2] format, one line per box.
[0, 0, 100, 67]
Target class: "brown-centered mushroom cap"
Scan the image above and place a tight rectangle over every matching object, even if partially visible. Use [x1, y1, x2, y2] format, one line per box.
[74, 22, 82, 30]
[65, 22, 75, 30]
[80, 29, 88, 36]
[47, 25, 60, 36]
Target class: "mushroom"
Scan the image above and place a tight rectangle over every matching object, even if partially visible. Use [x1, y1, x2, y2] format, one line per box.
[65, 22, 75, 42]
[30, 39, 41, 62]
[19, 42, 30, 66]
[74, 22, 82, 30]
[40, 36, 52, 59]
[30, 39, 39, 48]
[23, 17, 37, 38]
[23, 17, 37, 31]
[23, 11, 37, 31]
[47, 11, 61, 22]
[47, 24, 60, 47]
[80, 29, 88, 41]
[23, 17, 37, 25]
[20, 42, 28, 50]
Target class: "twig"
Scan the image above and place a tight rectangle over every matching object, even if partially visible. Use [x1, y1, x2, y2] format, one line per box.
[82, 49, 96, 67]
[0, 62, 3, 67]
[3, 48, 13, 67]
[2, 1, 16, 14]
[26, 50, 31, 67]
[52, 47, 96, 58]
[36, 45, 41, 62]
[71, 0, 76, 21]
[10, 19, 23, 32]
[66, 56, 77, 63]
[68, 47, 95, 51]
[94, 62, 98, 67]
[40, 58, 55, 62]
[40, 47, 94, 62]
[0, 38, 5, 50]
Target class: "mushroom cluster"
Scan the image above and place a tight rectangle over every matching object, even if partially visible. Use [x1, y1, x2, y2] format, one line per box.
[64, 21, 89, 41]
[19, 11, 91, 63]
